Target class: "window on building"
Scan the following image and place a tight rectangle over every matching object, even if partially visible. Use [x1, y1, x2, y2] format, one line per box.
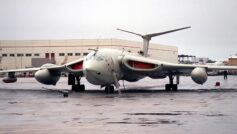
[51, 53, 55, 60]
[2, 54, 7, 57]
[45, 53, 49, 59]
[83, 53, 88, 56]
[9, 54, 15, 57]
[26, 53, 32, 57]
[75, 53, 81, 56]
[17, 53, 24, 57]
[67, 53, 73, 56]
[34, 53, 40, 56]
[59, 53, 65, 56]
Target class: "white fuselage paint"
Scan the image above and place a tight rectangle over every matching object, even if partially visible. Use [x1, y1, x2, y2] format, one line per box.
[83, 48, 126, 86]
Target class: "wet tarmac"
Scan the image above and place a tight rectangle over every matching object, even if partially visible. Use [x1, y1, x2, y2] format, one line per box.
[0, 76, 237, 134]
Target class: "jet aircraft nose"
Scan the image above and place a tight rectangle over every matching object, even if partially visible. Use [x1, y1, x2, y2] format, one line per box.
[83, 60, 101, 78]
[83, 55, 114, 85]
[83, 60, 98, 73]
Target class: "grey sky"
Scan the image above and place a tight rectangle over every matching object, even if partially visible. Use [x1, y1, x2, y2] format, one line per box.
[0, 0, 237, 60]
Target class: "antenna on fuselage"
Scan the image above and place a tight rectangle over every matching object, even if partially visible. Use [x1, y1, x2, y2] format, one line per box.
[117, 26, 191, 57]
[88, 47, 99, 56]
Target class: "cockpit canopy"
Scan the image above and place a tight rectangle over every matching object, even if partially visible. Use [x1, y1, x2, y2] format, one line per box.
[85, 51, 106, 61]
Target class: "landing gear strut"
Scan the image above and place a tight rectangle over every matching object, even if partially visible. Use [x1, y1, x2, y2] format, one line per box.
[105, 85, 115, 94]
[68, 73, 85, 92]
[165, 73, 179, 91]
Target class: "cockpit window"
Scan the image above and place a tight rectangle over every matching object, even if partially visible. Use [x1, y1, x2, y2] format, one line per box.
[95, 55, 104, 61]
[85, 51, 105, 61]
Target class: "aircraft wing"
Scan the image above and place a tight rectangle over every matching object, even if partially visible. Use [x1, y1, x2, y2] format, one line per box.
[0, 67, 41, 74]
[119, 55, 237, 77]
[0, 58, 84, 75]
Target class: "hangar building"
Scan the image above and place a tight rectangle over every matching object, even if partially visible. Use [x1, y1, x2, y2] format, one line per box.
[0, 39, 178, 70]
[228, 55, 237, 66]
[228, 55, 237, 74]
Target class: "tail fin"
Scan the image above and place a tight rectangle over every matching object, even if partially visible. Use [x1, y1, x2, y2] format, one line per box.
[117, 26, 191, 57]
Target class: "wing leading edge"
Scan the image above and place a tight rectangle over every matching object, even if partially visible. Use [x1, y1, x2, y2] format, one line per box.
[120, 55, 237, 77]
[0, 58, 85, 76]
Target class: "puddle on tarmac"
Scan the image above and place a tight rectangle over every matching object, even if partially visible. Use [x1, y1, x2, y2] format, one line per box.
[202, 113, 226, 117]
[8, 101, 24, 104]
[107, 119, 178, 125]
[8, 113, 24, 115]
[126, 113, 182, 116]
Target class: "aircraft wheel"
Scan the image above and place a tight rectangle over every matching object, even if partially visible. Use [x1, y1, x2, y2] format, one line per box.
[63, 92, 69, 97]
[79, 85, 85, 92]
[72, 85, 85, 92]
[172, 84, 178, 91]
[105, 86, 114, 94]
[165, 84, 178, 91]
[165, 84, 171, 91]
[109, 86, 114, 93]
[105, 86, 109, 93]
[72, 85, 77, 91]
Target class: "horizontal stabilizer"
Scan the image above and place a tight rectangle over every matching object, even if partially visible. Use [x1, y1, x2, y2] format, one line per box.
[117, 26, 191, 57]
[117, 26, 191, 40]
[117, 28, 143, 37]
[146, 26, 191, 38]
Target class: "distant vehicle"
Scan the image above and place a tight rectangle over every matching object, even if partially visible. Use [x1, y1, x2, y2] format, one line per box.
[1, 27, 237, 93]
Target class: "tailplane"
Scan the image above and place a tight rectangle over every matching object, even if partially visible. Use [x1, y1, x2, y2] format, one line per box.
[117, 26, 191, 57]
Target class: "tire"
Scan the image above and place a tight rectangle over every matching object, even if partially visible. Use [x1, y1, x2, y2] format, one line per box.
[63, 92, 69, 97]
[165, 84, 171, 91]
[105, 86, 109, 94]
[172, 84, 178, 91]
[79, 85, 85, 92]
[105, 86, 114, 94]
[72, 85, 85, 92]
[109, 86, 114, 93]
[72, 85, 77, 91]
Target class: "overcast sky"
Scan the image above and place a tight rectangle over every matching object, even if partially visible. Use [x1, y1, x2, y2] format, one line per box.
[0, 0, 237, 60]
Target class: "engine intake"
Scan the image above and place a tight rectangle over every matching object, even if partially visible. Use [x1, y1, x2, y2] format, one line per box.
[191, 67, 207, 84]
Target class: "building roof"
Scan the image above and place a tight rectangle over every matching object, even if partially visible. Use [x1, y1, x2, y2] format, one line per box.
[229, 56, 237, 59]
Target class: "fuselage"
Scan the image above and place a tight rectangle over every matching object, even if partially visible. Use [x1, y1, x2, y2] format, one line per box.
[83, 48, 126, 86]
[81, 48, 166, 86]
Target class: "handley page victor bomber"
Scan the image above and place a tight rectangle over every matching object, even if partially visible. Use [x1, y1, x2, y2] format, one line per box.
[1, 27, 237, 93]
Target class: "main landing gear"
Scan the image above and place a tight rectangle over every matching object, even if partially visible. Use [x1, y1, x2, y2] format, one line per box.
[165, 73, 179, 91]
[103, 85, 115, 94]
[68, 73, 85, 92]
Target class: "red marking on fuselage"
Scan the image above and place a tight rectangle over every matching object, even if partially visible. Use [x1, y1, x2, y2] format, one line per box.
[128, 60, 156, 69]
[70, 61, 83, 70]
